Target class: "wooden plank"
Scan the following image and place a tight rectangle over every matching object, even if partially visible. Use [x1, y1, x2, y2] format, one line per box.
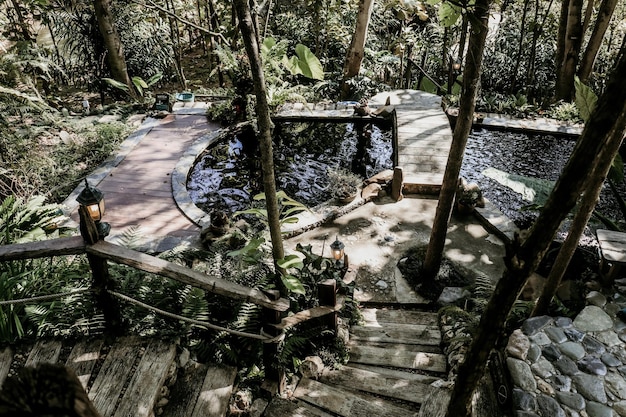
[191, 364, 237, 417]
[264, 397, 335, 417]
[114, 340, 177, 417]
[89, 337, 143, 417]
[66, 339, 104, 390]
[161, 363, 210, 417]
[87, 241, 290, 312]
[0, 236, 86, 261]
[349, 363, 441, 383]
[293, 378, 419, 417]
[320, 365, 438, 404]
[349, 345, 446, 374]
[350, 323, 441, 346]
[597, 229, 626, 263]
[359, 308, 439, 326]
[275, 304, 341, 331]
[0, 347, 13, 387]
[25, 339, 62, 366]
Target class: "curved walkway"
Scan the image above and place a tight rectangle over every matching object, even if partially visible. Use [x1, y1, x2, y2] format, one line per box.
[63, 103, 220, 252]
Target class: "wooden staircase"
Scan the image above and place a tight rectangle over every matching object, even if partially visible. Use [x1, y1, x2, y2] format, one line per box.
[0, 337, 236, 417]
[265, 307, 447, 416]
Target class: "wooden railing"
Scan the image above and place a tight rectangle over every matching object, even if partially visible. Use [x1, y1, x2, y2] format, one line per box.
[0, 209, 342, 394]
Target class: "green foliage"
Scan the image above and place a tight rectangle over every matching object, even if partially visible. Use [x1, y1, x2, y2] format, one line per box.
[103, 73, 163, 101]
[283, 44, 325, 80]
[574, 76, 597, 122]
[548, 101, 581, 122]
[233, 191, 309, 231]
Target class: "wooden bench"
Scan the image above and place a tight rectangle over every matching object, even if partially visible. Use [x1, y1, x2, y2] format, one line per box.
[596, 229, 626, 284]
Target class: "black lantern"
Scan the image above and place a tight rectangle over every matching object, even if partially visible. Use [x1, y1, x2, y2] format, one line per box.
[77, 179, 110, 238]
[330, 236, 345, 266]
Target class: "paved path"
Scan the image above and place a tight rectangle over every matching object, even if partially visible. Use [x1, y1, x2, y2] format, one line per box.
[64, 103, 219, 251]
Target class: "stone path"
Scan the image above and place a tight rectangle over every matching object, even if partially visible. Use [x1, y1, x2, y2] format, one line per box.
[505, 289, 626, 417]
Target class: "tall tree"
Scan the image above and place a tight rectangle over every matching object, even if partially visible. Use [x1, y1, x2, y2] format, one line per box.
[93, 0, 135, 97]
[555, 0, 584, 102]
[421, 0, 493, 280]
[578, 0, 619, 83]
[233, 0, 286, 290]
[445, 35, 626, 417]
[340, 0, 375, 99]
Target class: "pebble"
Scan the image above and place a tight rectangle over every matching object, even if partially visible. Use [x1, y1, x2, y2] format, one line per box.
[505, 290, 626, 417]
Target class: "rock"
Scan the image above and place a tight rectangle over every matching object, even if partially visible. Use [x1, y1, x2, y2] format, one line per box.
[572, 374, 608, 403]
[546, 327, 567, 344]
[507, 358, 537, 392]
[514, 412, 540, 417]
[178, 348, 190, 368]
[555, 355, 580, 376]
[437, 287, 470, 305]
[604, 371, 626, 400]
[512, 388, 537, 411]
[550, 374, 572, 392]
[585, 291, 607, 307]
[531, 358, 555, 379]
[527, 344, 542, 363]
[530, 332, 552, 346]
[361, 182, 383, 200]
[300, 356, 324, 379]
[577, 356, 607, 376]
[582, 335, 606, 355]
[585, 401, 613, 417]
[593, 330, 621, 347]
[557, 280, 581, 301]
[556, 317, 574, 328]
[536, 378, 555, 396]
[507, 329, 531, 360]
[522, 316, 553, 336]
[537, 394, 566, 417]
[542, 344, 562, 361]
[521, 273, 546, 301]
[600, 352, 622, 367]
[573, 306, 613, 332]
[556, 391, 585, 411]
[614, 400, 626, 417]
[559, 341, 586, 360]
[565, 328, 585, 342]
[375, 280, 388, 290]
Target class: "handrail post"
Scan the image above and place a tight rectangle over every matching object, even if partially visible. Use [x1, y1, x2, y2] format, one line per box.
[261, 303, 285, 397]
[318, 279, 338, 333]
[79, 206, 122, 334]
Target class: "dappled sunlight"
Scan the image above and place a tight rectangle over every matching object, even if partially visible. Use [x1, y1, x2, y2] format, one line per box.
[445, 248, 477, 263]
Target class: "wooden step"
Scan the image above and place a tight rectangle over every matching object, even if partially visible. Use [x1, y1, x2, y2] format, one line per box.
[320, 365, 440, 405]
[348, 344, 447, 374]
[65, 339, 104, 390]
[113, 339, 177, 417]
[350, 322, 441, 346]
[293, 377, 419, 417]
[0, 347, 12, 387]
[162, 362, 236, 417]
[263, 396, 335, 417]
[88, 337, 144, 417]
[359, 308, 439, 326]
[25, 339, 62, 366]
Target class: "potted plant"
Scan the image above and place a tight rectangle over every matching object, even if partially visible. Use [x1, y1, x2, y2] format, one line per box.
[456, 178, 484, 214]
[327, 168, 363, 204]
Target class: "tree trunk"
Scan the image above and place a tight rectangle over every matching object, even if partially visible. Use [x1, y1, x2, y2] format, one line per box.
[93, 0, 135, 97]
[233, 0, 286, 291]
[555, 0, 584, 101]
[422, 0, 492, 281]
[509, 0, 531, 93]
[9, 0, 33, 41]
[578, 0, 619, 83]
[445, 35, 626, 417]
[340, 0, 375, 99]
[526, 0, 555, 99]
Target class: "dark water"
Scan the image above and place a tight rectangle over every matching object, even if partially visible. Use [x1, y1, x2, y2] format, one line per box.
[187, 122, 393, 214]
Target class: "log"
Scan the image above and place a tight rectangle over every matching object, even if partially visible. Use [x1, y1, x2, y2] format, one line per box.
[86, 241, 289, 312]
[0, 236, 86, 261]
[25, 339, 62, 367]
[190, 364, 237, 417]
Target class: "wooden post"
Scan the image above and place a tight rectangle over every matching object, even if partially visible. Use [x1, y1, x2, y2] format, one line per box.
[391, 166, 404, 201]
[79, 206, 121, 334]
[318, 279, 337, 333]
[260, 288, 285, 397]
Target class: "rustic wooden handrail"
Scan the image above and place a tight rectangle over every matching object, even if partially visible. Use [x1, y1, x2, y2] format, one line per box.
[0, 236, 86, 260]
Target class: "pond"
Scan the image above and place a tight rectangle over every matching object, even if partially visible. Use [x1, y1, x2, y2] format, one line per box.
[187, 121, 394, 215]
[460, 129, 623, 230]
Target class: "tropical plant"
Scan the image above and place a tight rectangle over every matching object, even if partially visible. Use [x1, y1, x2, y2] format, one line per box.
[103, 72, 164, 101]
